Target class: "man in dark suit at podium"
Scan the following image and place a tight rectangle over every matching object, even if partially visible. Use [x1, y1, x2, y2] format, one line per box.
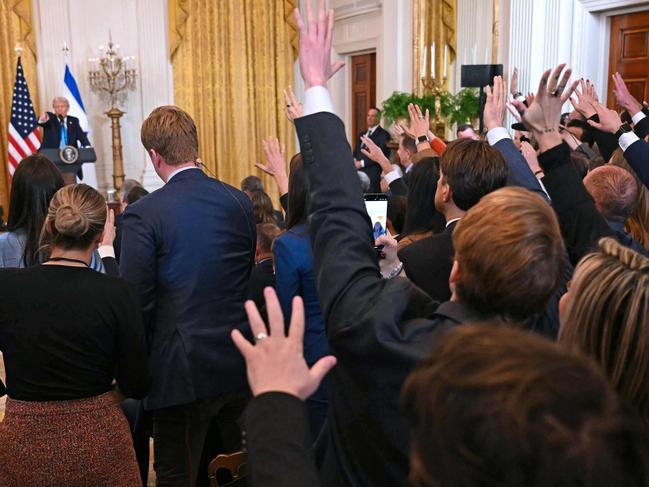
[353, 107, 391, 192]
[38, 96, 90, 149]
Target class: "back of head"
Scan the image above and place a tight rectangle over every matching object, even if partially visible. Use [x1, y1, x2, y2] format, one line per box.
[287, 153, 309, 230]
[248, 190, 276, 225]
[256, 223, 281, 254]
[241, 175, 264, 193]
[41, 184, 106, 252]
[402, 324, 649, 487]
[452, 187, 564, 321]
[440, 138, 508, 211]
[402, 157, 442, 236]
[610, 149, 649, 247]
[141, 105, 198, 165]
[583, 165, 638, 221]
[8, 154, 64, 266]
[120, 178, 143, 203]
[125, 186, 150, 206]
[456, 124, 478, 140]
[559, 238, 649, 421]
[387, 195, 407, 235]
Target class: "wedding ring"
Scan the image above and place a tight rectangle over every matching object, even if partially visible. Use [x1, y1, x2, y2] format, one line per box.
[550, 90, 559, 97]
[255, 332, 268, 341]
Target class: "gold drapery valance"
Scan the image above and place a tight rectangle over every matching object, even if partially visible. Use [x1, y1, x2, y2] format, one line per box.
[0, 0, 39, 212]
[168, 0, 296, 204]
[413, 0, 457, 95]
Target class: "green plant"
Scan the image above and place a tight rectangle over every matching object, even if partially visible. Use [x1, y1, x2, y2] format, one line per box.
[380, 88, 480, 127]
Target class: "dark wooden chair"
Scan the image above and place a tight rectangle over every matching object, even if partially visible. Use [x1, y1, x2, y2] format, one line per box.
[208, 451, 247, 487]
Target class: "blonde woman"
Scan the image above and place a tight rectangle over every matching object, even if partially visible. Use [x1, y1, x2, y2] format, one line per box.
[559, 237, 649, 421]
[0, 184, 149, 486]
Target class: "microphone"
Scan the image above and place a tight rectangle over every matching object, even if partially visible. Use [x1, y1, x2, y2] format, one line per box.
[58, 115, 65, 123]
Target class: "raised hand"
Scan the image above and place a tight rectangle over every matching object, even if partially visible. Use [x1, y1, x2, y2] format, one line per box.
[407, 103, 430, 139]
[510, 67, 520, 97]
[375, 233, 401, 278]
[294, 0, 345, 89]
[483, 75, 507, 131]
[361, 135, 391, 172]
[612, 72, 643, 116]
[283, 85, 303, 123]
[587, 103, 623, 134]
[231, 288, 337, 399]
[100, 208, 116, 247]
[258, 137, 289, 195]
[515, 64, 578, 152]
[570, 79, 597, 119]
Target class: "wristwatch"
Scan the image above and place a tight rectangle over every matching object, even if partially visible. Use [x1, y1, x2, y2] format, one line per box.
[416, 134, 430, 145]
[614, 123, 633, 139]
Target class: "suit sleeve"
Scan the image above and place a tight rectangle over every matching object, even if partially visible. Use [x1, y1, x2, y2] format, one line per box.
[538, 142, 614, 264]
[493, 137, 550, 203]
[119, 207, 158, 336]
[587, 114, 618, 162]
[295, 112, 387, 336]
[113, 281, 151, 399]
[388, 178, 408, 197]
[634, 116, 649, 139]
[77, 123, 91, 147]
[623, 138, 649, 189]
[102, 256, 120, 276]
[245, 392, 321, 487]
[273, 236, 301, 328]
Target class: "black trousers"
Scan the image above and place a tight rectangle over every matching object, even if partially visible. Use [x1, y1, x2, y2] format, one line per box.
[153, 391, 249, 487]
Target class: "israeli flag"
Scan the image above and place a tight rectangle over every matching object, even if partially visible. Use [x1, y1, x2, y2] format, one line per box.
[63, 64, 98, 189]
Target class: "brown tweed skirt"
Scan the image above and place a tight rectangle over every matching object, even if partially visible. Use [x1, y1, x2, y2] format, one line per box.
[0, 391, 141, 487]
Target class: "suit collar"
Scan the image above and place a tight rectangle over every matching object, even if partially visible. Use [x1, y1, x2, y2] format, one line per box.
[167, 166, 204, 184]
[432, 300, 488, 324]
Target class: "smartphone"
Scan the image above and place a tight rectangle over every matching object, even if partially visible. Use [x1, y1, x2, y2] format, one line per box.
[364, 193, 388, 244]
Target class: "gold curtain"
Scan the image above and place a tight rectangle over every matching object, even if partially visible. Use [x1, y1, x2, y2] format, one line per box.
[0, 0, 39, 213]
[168, 0, 296, 204]
[413, 0, 456, 95]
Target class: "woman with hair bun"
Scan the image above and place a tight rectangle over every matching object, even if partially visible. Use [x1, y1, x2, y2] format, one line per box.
[559, 237, 649, 422]
[0, 184, 150, 486]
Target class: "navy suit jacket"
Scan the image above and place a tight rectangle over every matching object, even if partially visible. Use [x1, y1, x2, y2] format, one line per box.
[120, 168, 256, 410]
[624, 138, 649, 190]
[38, 112, 90, 149]
[353, 126, 391, 193]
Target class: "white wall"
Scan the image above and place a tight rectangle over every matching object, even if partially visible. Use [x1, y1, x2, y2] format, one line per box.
[32, 0, 172, 193]
[330, 0, 413, 140]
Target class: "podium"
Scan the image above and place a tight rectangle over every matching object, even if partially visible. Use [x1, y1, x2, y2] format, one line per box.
[39, 147, 97, 185]
[461, 64, 504, 133]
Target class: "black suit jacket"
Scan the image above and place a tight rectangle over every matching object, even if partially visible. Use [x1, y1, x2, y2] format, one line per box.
[245, 392, 321, 487]
[247, 259, 276, 311]
[624, 137, 649, 190]
[296, 111, 498, 486]
[38, 112, 90, 149]
[399, 220, 457, 302]
[353, 126, 391, 193]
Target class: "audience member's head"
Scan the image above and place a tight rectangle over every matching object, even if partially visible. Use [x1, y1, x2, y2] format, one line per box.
[247, 190, 277, 225]
[451, 187, 564, 321]
[401, 157, 443, 237]
[125, 186, 150, 206]
[120, 178, 143, 211]
[141, 106, 199, 180]
[583, 165, 638, 222]
[570, 150, 590, 179]
[402, 324, 649, 487]
[455, 124, 479, 140]
[41, 184, 107, 253]
[255, 222, 281, 261]
[397, 135, 417, 166]
[387, 195, 407, 236]
[286, 153, 310, 229]
[610, 149, 649, 247]
[241, 175, 264, 193]
[7, 154, 64, 266]
[436, 139, 508, 216]
[366, 107, 381, 128]
[559, 238, 649, 422]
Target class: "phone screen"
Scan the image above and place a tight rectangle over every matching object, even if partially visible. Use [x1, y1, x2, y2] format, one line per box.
[364, 194, 388, 241]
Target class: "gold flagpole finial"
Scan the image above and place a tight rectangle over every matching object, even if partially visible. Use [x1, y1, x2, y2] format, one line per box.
[14, 43, 23, 56]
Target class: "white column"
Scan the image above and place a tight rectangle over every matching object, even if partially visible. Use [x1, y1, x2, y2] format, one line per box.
[454, 0, 494, 93]
[380, 0, 413, 101]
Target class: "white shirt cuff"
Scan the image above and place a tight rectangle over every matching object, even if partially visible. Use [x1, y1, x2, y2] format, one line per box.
[384, 168, 402, 185]
[359, 159, 365, 168]
[98, 245, 116, 259]
[486, 127, 510, 146]
[620, 131, 640, 152]
[632, 111, 646, 125]
[302, 86, 335, 116]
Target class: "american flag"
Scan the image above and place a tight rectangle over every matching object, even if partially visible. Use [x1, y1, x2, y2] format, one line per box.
[7, 57, 41, 177]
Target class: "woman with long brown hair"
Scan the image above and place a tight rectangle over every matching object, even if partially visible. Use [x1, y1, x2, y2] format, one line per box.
[0, 184, 149, 486]
[559, 237, 649, 421]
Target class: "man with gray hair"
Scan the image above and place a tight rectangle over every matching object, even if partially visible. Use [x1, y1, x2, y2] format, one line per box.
[38, 96, 90, 150]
